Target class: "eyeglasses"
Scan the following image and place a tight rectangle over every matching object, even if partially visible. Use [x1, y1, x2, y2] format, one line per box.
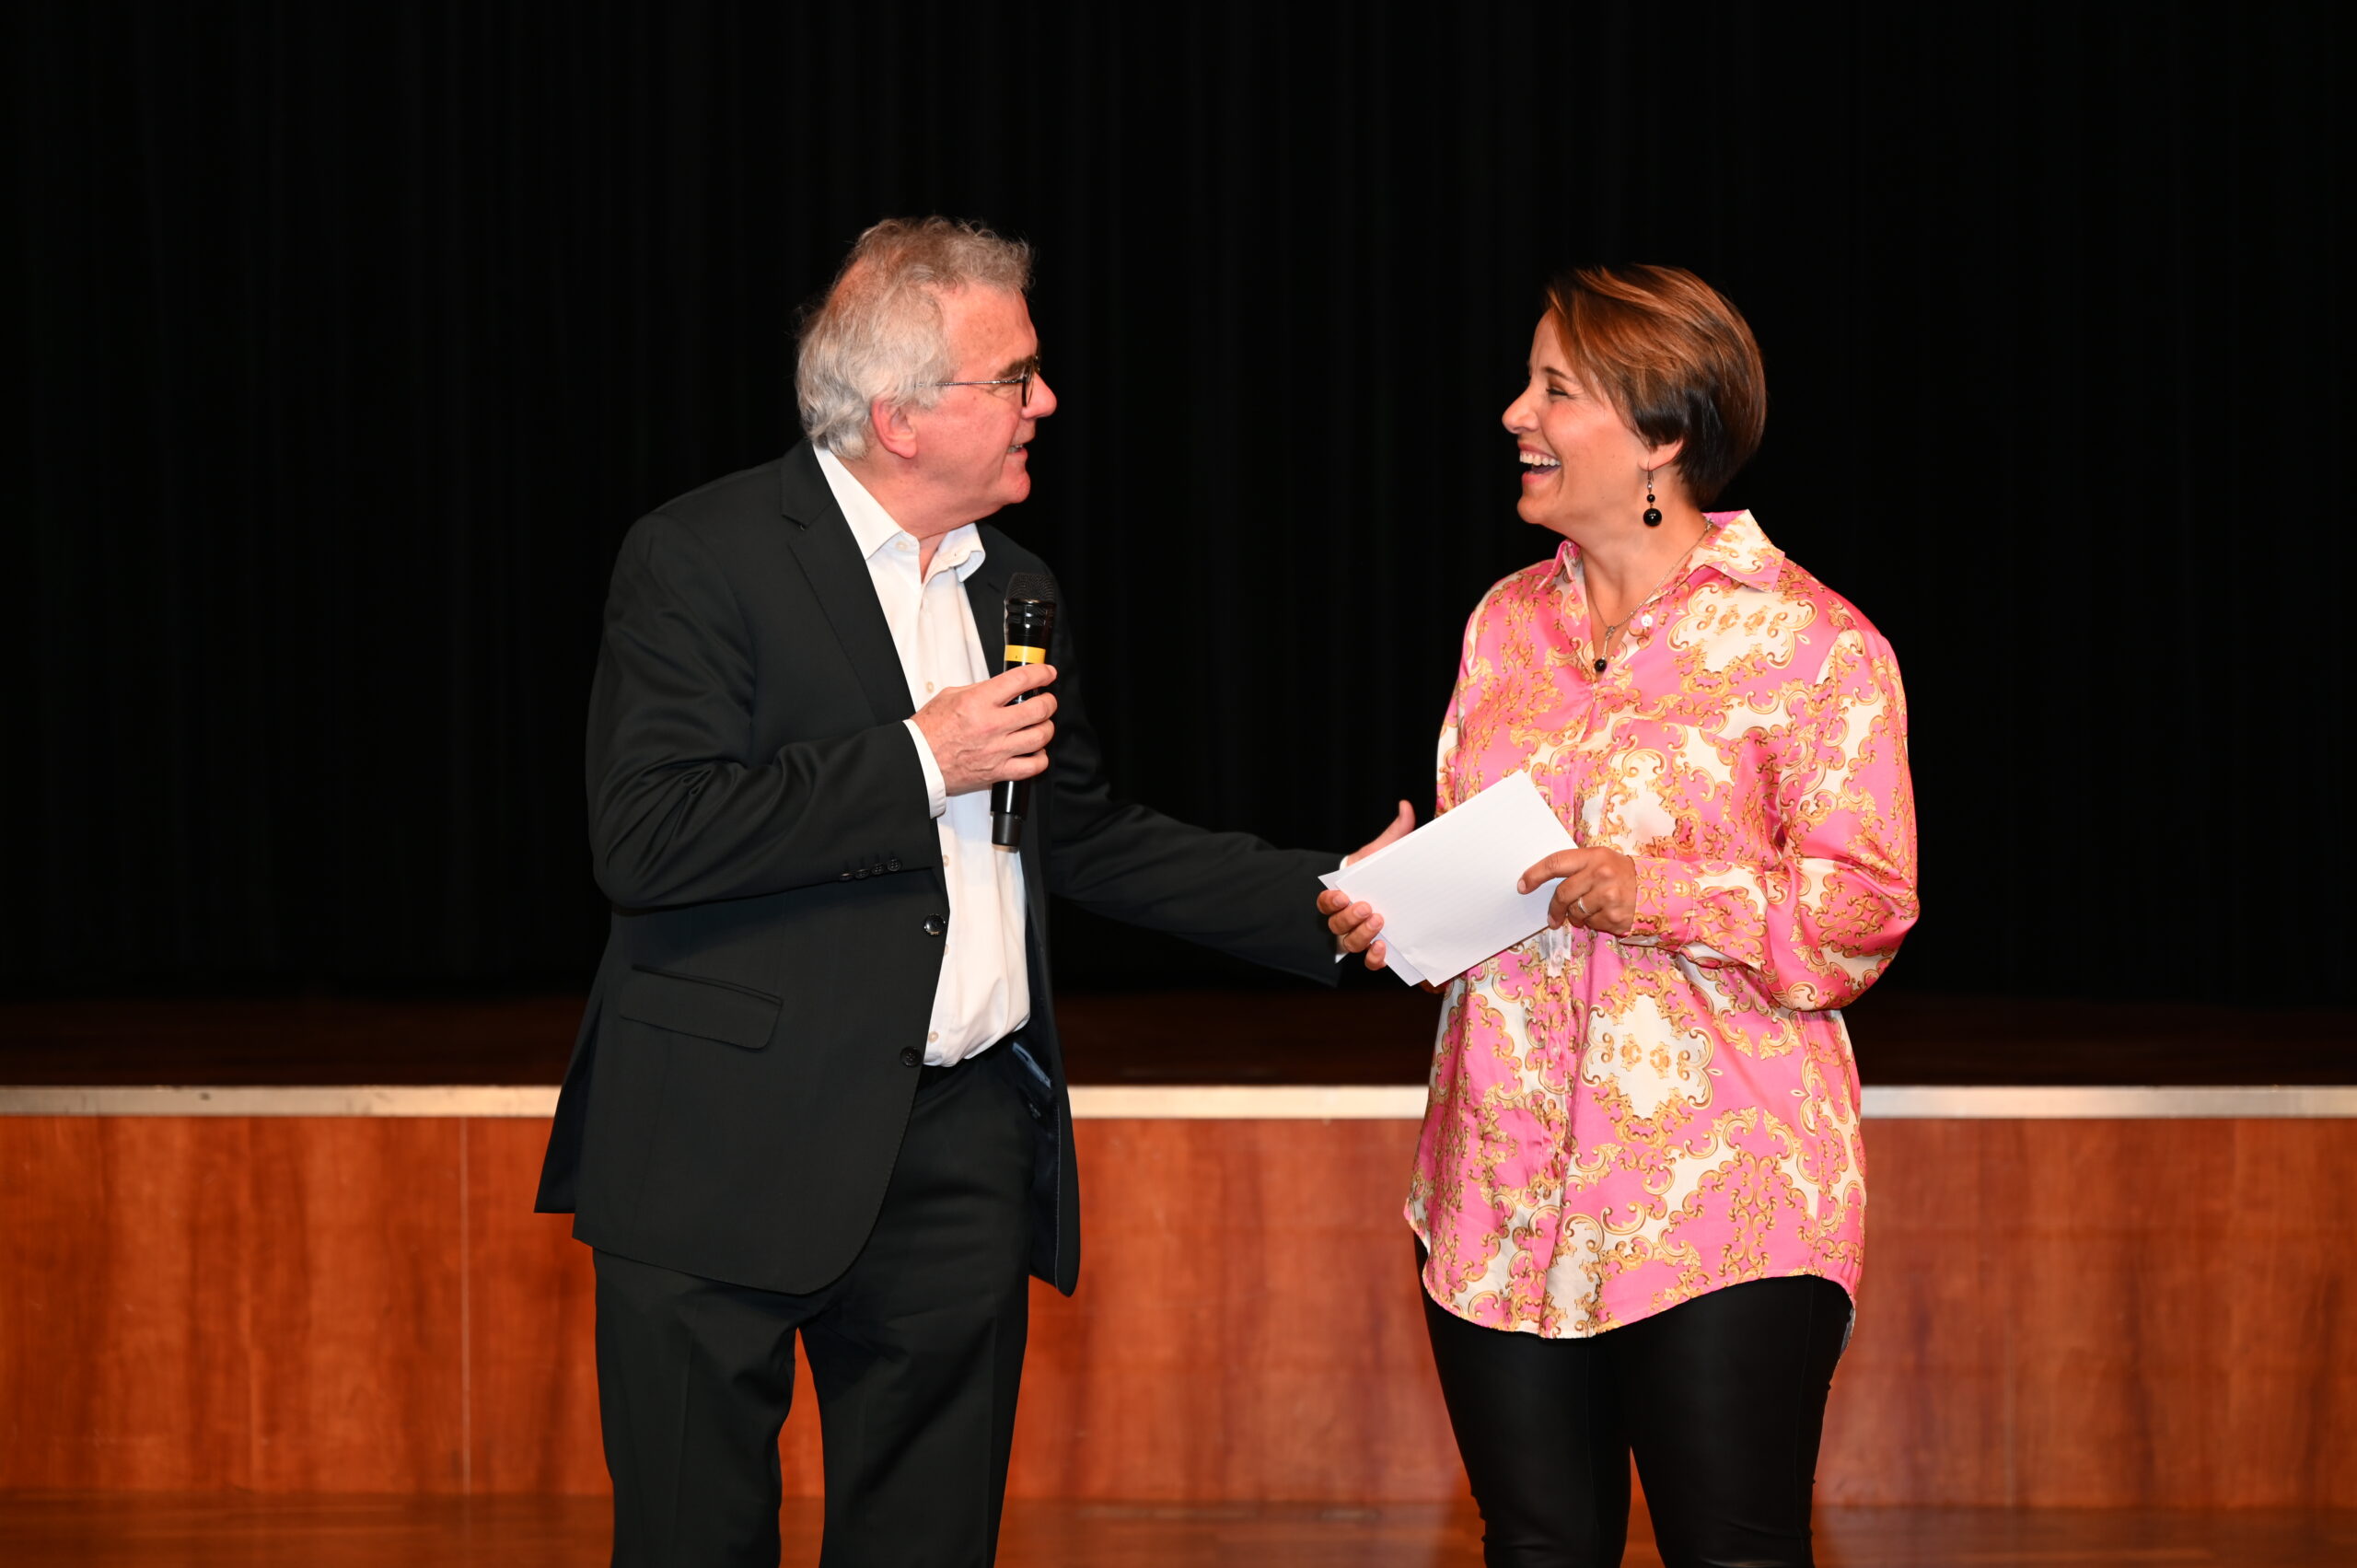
[930, 357, 1039, 409]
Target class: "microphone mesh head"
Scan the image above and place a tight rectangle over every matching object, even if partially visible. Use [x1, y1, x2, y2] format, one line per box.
[1006, 572, 1058, 606]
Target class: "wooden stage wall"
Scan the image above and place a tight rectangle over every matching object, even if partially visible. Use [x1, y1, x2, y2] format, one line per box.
[2, 1115, 2352, 1508]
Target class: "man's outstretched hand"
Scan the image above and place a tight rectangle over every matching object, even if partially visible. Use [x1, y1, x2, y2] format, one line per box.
[1347, 800, 1415, 867]
[1319, 799, 1420, 978]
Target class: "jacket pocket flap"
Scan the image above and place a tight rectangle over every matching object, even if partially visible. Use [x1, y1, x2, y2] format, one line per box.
[618, 967, 781, 1050]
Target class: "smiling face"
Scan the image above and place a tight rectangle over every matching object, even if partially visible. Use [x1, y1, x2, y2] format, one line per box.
[1502, 313, 1666, 541]
[911, 285, 1058, 524]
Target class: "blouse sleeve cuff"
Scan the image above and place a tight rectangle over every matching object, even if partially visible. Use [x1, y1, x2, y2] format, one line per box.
[1621, 855, 1699, 949]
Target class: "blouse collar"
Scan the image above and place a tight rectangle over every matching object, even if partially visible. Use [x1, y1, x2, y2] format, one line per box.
[1551, 509, 1784, 594]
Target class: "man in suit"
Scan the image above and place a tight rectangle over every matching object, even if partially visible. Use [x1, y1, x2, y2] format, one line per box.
[535, 216, 1409, 1566]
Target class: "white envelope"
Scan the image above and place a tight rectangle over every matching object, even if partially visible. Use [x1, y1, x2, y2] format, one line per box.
[1319, 772, 1577, 986]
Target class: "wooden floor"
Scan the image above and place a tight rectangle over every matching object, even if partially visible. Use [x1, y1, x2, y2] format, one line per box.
[3, 1493, 2354, 1566]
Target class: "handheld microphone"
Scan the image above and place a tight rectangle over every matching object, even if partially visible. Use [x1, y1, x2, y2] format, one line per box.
[991, 574, 1058, 848]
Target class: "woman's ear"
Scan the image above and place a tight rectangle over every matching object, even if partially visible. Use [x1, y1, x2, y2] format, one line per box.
[1642, 436, 1689, 498]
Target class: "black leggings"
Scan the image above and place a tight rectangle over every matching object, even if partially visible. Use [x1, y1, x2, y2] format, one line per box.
[1422, 1260, 1852, 1568]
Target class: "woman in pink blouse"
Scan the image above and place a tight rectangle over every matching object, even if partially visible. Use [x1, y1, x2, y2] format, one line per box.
[1322, 266, 1919, 1568]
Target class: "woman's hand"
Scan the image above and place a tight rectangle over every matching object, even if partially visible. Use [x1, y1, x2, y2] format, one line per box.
[1518, 846, 1640, 935]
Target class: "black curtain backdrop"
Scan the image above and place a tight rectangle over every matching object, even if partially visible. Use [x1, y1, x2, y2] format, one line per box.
[6, 2, 2345, 1004]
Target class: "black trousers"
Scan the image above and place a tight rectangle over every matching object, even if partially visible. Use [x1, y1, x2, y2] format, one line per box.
[593, 1048, 1039, 1568]
[1422, 1262, 1852, 1568]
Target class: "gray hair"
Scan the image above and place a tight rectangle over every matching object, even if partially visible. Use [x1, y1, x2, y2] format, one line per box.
[795, 217, 1034, 459]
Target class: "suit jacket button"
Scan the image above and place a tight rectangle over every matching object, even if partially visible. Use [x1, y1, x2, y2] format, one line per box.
[899, 1047, 921, 1068]
[886, 858, 902, 872]
[923, 915, 946, 936]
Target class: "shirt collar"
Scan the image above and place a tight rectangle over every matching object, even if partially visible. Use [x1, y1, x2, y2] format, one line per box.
[814, 447, 989, 580]
[1690, 510, 1784, 590]
[1551, 508, 1785, 594]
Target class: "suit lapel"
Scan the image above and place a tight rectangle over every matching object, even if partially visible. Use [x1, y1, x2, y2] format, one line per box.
[962, 545, 1011, 665]
[777, 442, 917, 726]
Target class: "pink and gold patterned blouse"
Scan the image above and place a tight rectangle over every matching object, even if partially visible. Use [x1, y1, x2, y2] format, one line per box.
[1408, 511, 1919, 1337]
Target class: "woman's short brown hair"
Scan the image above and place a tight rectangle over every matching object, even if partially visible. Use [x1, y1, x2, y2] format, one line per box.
[1544, 264, 1766, 505]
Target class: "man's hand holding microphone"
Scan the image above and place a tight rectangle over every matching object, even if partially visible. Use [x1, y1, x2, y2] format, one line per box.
[913, 574, 1062, 816]
[911, 663, 1057, 797]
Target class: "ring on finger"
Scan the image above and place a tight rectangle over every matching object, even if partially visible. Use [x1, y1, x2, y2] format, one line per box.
[1573, 895, 1589, 916]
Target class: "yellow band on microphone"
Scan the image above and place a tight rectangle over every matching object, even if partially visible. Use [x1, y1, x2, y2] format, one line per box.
[1004, 645, 1048, 664]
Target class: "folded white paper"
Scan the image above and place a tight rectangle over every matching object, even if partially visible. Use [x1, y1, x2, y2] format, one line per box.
[1381, 945, 1428, 988]
[1319, 772, 1578, 986]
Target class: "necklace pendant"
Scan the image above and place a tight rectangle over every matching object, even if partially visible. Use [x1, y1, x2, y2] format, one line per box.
[1592, 657, 1607, 673]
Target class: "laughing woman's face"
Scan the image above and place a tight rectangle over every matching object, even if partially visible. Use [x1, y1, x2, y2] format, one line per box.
[1501, 314, 1665, 540]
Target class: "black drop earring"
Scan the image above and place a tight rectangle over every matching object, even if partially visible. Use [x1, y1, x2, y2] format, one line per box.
[1643, 473, 1662, 528]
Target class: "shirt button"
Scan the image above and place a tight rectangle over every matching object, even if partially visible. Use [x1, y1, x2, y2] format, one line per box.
[925, 681, 935, 692]
[900, 1047, 921, 1068]
[927, 1031, 939, 1042]
[923, 915, 946, 937]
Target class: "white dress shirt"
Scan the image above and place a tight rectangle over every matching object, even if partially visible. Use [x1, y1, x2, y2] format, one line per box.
[817, 449, 1029, 1066]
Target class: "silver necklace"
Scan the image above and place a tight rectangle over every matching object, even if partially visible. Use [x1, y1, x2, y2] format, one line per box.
[1591, 536, 1702, 673]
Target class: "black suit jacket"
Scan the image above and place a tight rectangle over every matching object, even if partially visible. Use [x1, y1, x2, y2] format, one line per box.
[535, 442, 1338, 1295]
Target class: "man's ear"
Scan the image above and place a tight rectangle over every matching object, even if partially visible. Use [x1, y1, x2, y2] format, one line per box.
[870, 397, 919, 461]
